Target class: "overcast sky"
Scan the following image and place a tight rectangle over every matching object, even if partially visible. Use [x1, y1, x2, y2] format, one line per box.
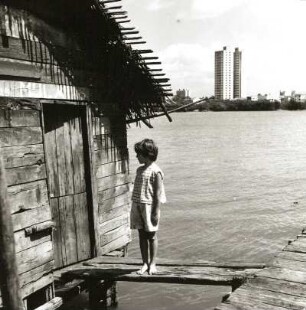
[118, 0, 306, 98]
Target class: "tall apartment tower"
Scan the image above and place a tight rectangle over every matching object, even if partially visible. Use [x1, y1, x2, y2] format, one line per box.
[214, 46, 242, 100]
[233, 47, 242, 99]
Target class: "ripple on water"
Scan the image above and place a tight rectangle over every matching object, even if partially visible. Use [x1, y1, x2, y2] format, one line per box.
[123, 111, 306, 310]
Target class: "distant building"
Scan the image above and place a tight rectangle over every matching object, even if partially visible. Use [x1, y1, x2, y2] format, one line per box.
[172, 89, 192, 105]
[280, 90, 306, 103]
[233, 48, 242, 99]
[215, 46, 242, 100]
[176, 89, 189, 98]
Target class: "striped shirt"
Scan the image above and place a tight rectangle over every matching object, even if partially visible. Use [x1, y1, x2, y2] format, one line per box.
[132, 162, 166, 204]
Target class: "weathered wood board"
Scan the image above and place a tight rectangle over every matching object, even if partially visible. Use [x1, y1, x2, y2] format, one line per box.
[98, 214, 129, 236]
[92, 113, 132, 256]
[96, 174, 130, 192]
[12, 205, 52, 232]
[99, 183, 130, 201]
[8, 180, 49, 214]
[2, 145, 44, 168]
[60, 257, 263, 287]
[43, 104, 91, 268]
[85, 256, 266, 269]
[215, 229, 306, 309]
[16, 241, 53, 274]
[6, 163, 46, 186]
[0, 80, 89, 101]
[0, 127, 42, 147]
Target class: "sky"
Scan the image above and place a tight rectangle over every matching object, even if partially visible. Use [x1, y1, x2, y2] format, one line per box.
[117, 0, 306, 98]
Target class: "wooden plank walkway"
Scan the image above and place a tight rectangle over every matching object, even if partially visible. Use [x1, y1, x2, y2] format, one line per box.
[215, 228, 306, 310]
[59, 256, 265, 289]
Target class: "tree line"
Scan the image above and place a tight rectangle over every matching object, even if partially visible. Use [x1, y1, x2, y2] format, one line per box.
[167, 98, 306, 112]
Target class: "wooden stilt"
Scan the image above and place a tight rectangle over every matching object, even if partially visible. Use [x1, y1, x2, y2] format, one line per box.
[104, 281, 117, 308]
[0, 150, 24, 310]
[88, 280, 103, 309]
[88, 280, 117, 310]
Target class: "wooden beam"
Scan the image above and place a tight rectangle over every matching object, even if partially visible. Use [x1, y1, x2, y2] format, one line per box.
[120, 27, 136, 31]
[158, 83, 172, 86]
[153, 78, 170, 82]
[142, 57, 159, 60]
[106, 6, 122, 10]
[106, 11, 127, 15]
[84, 256, 266, 269]
[55, 279, 86, 301]
[117, 20, 131, 24]
[0, 150, 24, 310]
[110, 15, 128, 20]
[148, 69, 163, 72]
[136, 49, 154, 54]
[99, 0, 122, 3]
[123, 37, 142, 40]
[61, 262, 258, 287]
[121, 31, 139, 35]
[150, 73, 166, 76]
[32, 297, 62, 310]
[128, 41, 146, 45]
[145, 62, 162, 65]
[24, 221, 55, 237]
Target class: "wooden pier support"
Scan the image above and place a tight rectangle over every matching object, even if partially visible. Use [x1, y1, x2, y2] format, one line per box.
[88, 280, 117, 310]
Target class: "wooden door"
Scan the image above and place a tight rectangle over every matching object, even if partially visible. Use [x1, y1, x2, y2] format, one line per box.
[43, 104, 92, 268]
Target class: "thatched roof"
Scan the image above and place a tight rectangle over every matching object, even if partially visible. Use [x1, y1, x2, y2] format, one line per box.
[2, 0, 172, 125]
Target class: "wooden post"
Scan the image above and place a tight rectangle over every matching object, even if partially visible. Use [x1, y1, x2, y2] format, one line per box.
[0, 150, 24, 310]
[88, 280, 117, 310]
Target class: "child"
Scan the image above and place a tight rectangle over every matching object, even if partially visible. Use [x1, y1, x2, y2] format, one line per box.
[130, 139, 166, 275]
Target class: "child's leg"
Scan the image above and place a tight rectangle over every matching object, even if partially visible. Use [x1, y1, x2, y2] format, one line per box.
[148, 232, 158, 275]
[137, 229, 149, 274]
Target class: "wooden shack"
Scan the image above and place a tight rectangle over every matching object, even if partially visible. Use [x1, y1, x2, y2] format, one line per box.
[0, 0, 171, 309]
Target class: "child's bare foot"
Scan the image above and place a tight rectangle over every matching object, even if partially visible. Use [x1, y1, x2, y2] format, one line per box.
[149, 264, 157, 275]
[136, 264, 148, 275]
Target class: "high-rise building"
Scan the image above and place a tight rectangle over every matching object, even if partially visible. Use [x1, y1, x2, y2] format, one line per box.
[214, 46, 242, 100]
[233, 47, 242, 99]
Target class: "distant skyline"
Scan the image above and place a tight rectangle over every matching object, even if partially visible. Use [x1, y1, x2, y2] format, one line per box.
[120, 0, 306, 98]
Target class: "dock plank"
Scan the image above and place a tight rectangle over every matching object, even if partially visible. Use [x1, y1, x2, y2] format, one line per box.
[244, 277, 306, 298]
[276, 250, 306, 262]
[60, 258, 264, 287]
[229, 286, 306, 310]
[215, 228, 306, 309]
[83, 256, 266, 269]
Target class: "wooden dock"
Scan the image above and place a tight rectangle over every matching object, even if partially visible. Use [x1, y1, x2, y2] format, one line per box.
[215, 229, 306, 309]
[56, 229, 306, 309]
[59, 257, 265, 288]
[55, 256, 265, 308]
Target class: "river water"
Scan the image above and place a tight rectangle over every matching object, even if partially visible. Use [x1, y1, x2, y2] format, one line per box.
[117, 111, 306, 310]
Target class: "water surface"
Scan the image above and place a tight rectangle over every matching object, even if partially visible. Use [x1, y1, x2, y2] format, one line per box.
[117, 111, 306, 310]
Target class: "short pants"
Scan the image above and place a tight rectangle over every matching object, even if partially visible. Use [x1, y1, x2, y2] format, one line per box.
[130, 202, 160, 232]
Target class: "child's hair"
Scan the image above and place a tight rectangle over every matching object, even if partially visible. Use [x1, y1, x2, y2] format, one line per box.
[134, 139, 158, 161]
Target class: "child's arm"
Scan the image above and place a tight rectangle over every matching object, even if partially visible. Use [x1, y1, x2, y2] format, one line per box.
[151, 172, 162, 226]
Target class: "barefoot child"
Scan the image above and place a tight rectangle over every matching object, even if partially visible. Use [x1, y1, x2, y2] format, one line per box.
[130, 139, 166, 275]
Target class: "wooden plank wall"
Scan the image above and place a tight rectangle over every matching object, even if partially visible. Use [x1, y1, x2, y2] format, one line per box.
[0, 105, 54, 305]
[0, 6, 97, 101]
[0, 4, 133, 305]
[93, 114, 132, 256]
